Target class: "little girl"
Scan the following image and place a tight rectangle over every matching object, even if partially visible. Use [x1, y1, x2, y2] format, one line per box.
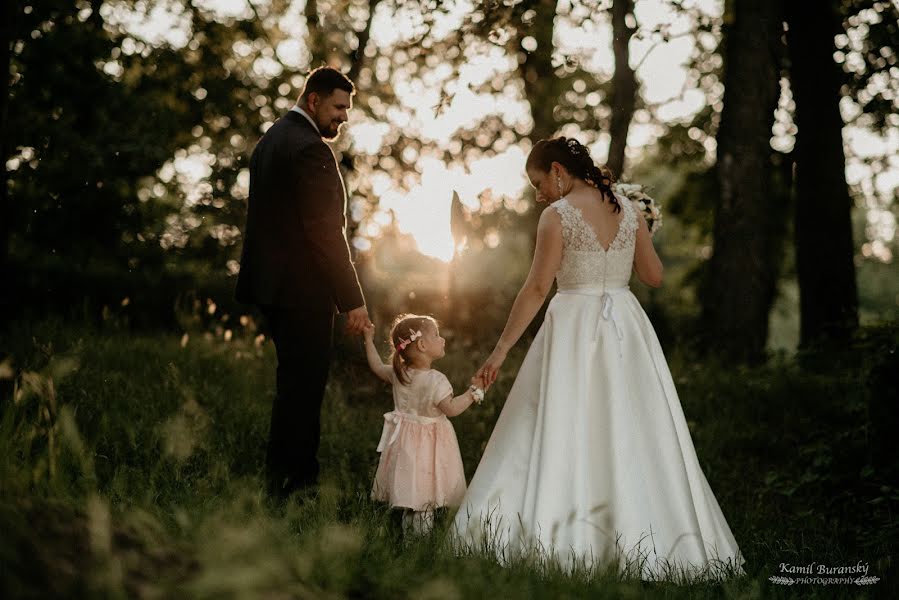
[363, 313, 486, 535]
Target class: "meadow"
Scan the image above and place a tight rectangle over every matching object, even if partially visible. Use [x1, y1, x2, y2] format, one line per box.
[1, 315, 896, 599]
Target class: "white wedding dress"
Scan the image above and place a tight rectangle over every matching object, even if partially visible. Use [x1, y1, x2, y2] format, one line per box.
[451, 195, 746, 581]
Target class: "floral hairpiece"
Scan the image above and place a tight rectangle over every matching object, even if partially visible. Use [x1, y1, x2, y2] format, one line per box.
[396, 328, 423, 351]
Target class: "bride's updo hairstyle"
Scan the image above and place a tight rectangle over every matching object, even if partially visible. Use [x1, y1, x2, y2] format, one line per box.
[526, 137, 620, 213]
[389, 313, 438, 385]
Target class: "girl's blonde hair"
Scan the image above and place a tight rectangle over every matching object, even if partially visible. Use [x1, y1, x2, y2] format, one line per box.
[389, 314, 438, 385]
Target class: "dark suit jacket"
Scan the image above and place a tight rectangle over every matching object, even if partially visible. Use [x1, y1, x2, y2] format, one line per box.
[235, 112, 365, 312]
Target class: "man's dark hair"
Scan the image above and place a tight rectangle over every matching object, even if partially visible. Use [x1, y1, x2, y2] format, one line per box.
[300, 66, 355, 101]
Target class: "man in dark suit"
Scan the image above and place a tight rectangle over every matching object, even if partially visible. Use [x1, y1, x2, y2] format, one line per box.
[236, 66, 371, 499]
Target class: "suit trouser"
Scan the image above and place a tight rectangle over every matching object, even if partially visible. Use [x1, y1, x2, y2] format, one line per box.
[261, 300, 334, 495]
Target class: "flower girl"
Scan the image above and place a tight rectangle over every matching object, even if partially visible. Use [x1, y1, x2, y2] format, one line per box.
[363, 314, 486, 535]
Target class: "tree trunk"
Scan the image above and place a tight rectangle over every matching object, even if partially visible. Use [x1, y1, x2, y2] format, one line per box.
[519, 0, 558, 142]
[785, 1, 858, 347]
[704, 0, 784, 363]
[607, 0, 636, 179]
[304, 0, 325, 66]
[348, 0, 381, 82]
[1, 0, 13, 282]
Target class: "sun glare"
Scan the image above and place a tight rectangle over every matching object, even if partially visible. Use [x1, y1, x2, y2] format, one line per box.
[372, 149, 529, 261]
[379, 158, 456, 262]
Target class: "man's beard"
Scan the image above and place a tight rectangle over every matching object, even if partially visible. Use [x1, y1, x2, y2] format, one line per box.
[319, 119, 343, 140]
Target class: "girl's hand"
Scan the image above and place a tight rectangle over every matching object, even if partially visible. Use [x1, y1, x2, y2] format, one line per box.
[363, 323, 375, 342]
[470, 374, 488, 392]
[476, 348, 507, 388]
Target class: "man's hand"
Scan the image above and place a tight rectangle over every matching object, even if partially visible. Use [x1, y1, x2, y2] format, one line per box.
[345, 305, 372, 336]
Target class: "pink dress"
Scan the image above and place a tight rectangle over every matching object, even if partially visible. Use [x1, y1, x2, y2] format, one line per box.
[371, 368, 467, 511]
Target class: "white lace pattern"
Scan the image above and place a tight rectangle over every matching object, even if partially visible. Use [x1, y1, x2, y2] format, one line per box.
[551, 194, 637, 290]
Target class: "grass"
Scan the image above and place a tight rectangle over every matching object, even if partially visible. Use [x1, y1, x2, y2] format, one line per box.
[0, 316, 896, 598]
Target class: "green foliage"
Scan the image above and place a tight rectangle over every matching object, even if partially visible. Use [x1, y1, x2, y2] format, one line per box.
[1, 320, 896, 597]
[9, 1, 182, 265]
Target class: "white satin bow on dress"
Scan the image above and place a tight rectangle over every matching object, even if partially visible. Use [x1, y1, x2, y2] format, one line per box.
[376, 411, 448, 452]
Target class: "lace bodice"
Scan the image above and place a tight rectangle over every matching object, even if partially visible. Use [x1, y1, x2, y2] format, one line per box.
[551, 194, 637, 290]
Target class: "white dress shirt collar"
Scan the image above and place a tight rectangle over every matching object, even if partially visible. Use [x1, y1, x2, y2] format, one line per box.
[290, 105, 320, 135]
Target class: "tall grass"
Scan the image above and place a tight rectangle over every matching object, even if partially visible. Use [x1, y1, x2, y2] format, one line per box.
[0, 317, 895, 598]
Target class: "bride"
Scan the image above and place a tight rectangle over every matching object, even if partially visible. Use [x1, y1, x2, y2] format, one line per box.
[451, 137, 746, 582]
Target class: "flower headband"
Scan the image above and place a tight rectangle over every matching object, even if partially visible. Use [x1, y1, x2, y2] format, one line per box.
[396, 328, 422, 351]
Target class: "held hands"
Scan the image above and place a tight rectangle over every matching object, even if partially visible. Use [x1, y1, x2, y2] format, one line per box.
[362, 322, 375, 343]
[468, 374, 488, 404]
[345, 305, 373, 336]
[469, 359, 495, 399]
[476, 348, 507, 388]
[470, 374, 488, 392]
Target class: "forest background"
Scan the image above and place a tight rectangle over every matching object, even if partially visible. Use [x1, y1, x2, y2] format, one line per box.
[2, 0, 897, 597]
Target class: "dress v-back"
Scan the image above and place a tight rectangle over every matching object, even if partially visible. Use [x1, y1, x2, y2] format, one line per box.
[450, 194, 746, 581]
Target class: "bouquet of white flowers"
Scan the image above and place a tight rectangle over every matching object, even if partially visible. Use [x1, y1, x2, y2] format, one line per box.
[613, 183, 663, 237]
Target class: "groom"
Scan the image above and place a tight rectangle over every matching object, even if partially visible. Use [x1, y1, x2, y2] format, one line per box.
[236, 66, 372, 499]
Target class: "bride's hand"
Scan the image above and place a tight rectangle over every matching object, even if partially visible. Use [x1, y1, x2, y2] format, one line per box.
[477, 349, 508, 388]
[470, 373, 489, 391]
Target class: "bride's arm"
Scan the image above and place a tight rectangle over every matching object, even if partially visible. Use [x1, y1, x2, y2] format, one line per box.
[478, 207, 563, 385]
[633, 210, 663, 288]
